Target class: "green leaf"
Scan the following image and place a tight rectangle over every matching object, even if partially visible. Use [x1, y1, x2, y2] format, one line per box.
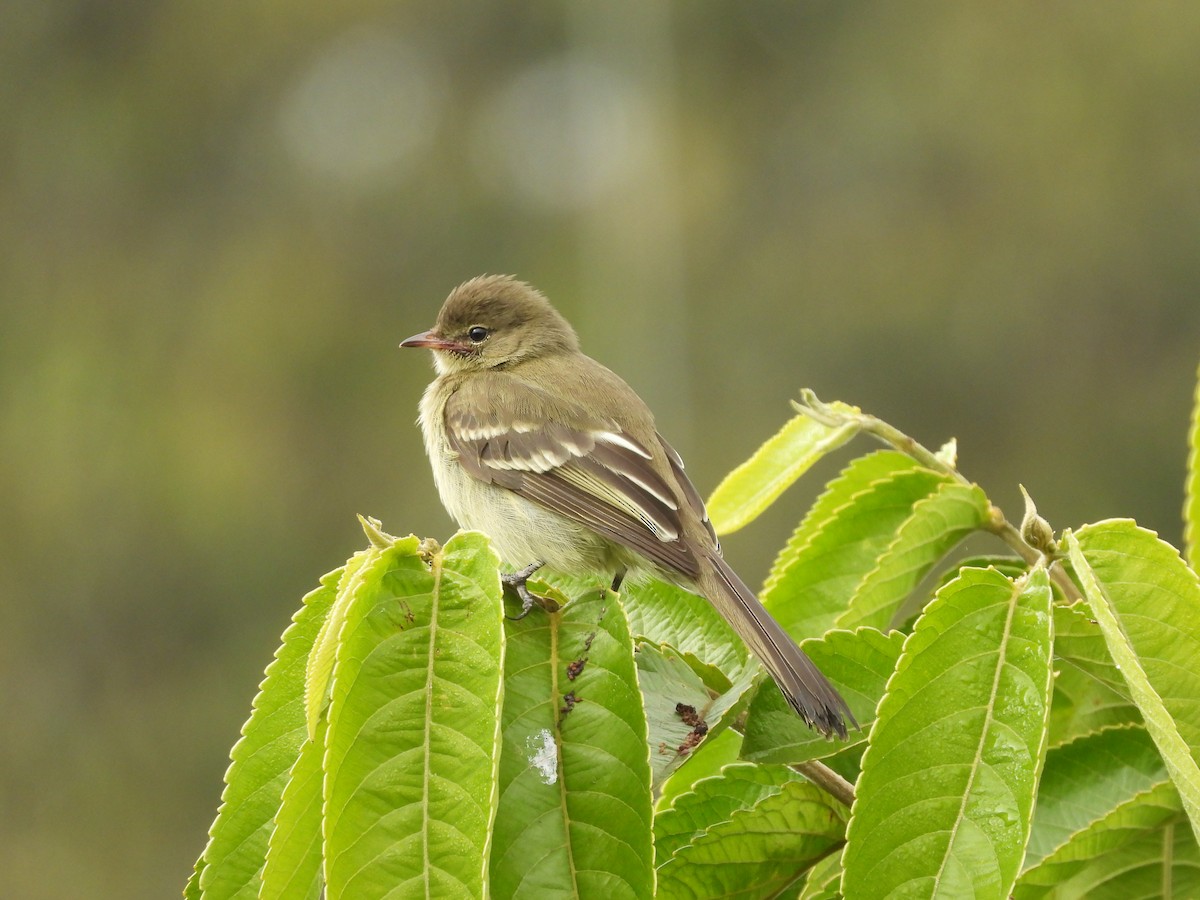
[656, 780, 846, 899]
[842, 565, 1055, 900]
[1186, 359, 1200, 572]
[741, 627, 905, 765]
[654, 762, 804, 865]
[638, 643, 721, 788]
[490, 584, 654, 899]
[622, 577, 749, 678]
[1047, 602, 1140, 747]
[930, 554, 1029, 592]
[304, 548, 376, 739]
[638, 643, 759, 789]
[184, 857, 203, 900]
[1013, 780, 1184, 898]
[1066, 523, 1200, 845]
[763, 458, 950, 640]
[1044, 816, 1200, 899]
[323, 532, 505, 899]
[1024, 725, 1167, 871]
[1048, 663, 1142, 750]
[836, 480, 991, 631]
[656, 726, 744, 815]
[1053, 602, 1133, 699]
[197, 566, 340, 900]
[763, 451, 919, 590]
[766, 450, 924, 589]
[894, 555, 1033, 634]
[708, 407, 862, 535]
[796, 848, 843, 900]
[675, 648, 736, 695]
[259, 716, 326, 900]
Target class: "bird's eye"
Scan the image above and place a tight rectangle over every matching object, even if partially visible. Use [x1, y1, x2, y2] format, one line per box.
[467, 326, 489, 343]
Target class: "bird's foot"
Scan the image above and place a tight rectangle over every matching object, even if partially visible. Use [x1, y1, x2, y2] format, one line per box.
[502, 560, 546, 620]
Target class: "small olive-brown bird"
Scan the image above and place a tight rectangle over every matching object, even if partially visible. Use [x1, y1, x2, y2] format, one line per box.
[401, 275, 854, 737]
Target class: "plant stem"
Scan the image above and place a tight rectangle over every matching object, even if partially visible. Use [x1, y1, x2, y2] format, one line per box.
[794, 759, 856, 808]
[795, 390, 1083, 604]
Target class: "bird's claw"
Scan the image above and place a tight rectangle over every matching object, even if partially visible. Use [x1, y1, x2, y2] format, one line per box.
[502, 561, 546, 620]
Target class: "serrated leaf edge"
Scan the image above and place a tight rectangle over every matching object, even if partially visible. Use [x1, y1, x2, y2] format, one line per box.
[1023, 722, 1164, 872]
[199, 566, 343, 894]
[834, 479, 990, 631]
[304, 550, 375, 740]
[1017, 778, 1180, 884]
[1184, 360, 1200, 571]
[842, 565, 1053, 897]
[1064, 527, 1200, 847]
[653, 762, 803, 869]
[763, 452, 926, 597]
[656, 780, 845, 894]
[708, 408, 861, 535]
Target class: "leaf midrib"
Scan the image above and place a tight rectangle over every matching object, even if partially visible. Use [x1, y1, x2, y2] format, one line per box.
[551, 611, 581, 896]
[929, 576, 1022, 891]
[423, 552, 442, 897]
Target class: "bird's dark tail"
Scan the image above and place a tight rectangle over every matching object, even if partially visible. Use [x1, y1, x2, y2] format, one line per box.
[699, 552, 856, 738]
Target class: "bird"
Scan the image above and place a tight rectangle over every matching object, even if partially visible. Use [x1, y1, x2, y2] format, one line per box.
[400, 274, 855, 738]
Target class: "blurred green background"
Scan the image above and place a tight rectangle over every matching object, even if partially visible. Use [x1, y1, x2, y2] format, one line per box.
[3, 3, 1199, 897]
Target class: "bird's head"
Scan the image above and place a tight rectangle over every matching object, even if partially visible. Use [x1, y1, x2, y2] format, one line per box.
[401, 275, 579, 374]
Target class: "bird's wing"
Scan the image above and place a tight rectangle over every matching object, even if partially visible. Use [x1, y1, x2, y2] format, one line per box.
[655, 431, 720, 552]
[444, 374, 700, 578]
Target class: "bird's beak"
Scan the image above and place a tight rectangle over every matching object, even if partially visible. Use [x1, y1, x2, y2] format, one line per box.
[400, 330, 463, 351]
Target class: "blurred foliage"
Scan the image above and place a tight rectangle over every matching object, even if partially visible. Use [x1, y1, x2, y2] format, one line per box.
[1, 2, 1198, 897]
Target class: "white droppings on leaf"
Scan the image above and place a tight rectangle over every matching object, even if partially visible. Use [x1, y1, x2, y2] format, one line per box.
[526, 729, 558, 785]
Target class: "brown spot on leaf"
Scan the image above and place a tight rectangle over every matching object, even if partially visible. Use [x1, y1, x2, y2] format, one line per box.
[559, 690, 580, 717]
[675, 702, 709, 755]
[388, 600, 416, 630]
